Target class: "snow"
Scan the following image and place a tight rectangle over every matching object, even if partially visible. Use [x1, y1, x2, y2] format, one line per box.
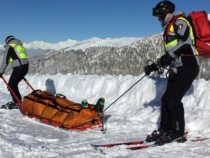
[0, 73, 210, 157]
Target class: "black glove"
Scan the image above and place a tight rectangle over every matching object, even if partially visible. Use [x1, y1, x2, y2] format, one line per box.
[144, 63, 158, 76]
[0, 73, 2, 78]
[159, 54, 173, 67]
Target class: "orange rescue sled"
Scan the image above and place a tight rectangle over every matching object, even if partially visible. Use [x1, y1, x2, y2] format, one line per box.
[22, 90, 104, 130]
[1, 76, 104, 131]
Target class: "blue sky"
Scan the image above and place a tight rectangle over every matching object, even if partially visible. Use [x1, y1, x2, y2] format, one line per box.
[0, 0, 210, 44]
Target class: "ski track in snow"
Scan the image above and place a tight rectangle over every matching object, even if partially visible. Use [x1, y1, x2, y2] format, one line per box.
[0, 74, 210, 158]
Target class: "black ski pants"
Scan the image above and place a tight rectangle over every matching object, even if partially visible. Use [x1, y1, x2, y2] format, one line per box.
[160, 65, 199, 136]
[8, 64, 29, 103]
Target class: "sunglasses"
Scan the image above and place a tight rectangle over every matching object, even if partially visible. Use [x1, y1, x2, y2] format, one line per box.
[153, 8, 166, 17]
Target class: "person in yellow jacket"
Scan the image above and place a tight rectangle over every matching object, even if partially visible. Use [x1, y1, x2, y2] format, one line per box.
[144, 1, 199, 145]
[0, 36, 29, 109]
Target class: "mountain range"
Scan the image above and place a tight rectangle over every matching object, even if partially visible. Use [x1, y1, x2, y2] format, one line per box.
[0, 37, 143, 58]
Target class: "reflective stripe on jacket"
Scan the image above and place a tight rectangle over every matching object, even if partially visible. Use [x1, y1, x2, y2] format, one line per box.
[0, 39, 29, 73]
[162, 11, 199, 67]
[164, 16, 198, 56]
[8, 43, 28, 62]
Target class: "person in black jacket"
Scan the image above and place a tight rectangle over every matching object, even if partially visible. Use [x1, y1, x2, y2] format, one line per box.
[0, 36, 29, 109]
[144, 1, 199, 145]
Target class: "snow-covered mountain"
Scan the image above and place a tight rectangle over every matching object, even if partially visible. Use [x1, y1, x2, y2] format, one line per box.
[2, 33, 210, 80]
[0, 37, 143, 58]
[22, 34, 161, 76]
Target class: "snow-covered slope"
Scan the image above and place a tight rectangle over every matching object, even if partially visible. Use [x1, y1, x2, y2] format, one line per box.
[0, 74, 209, 157]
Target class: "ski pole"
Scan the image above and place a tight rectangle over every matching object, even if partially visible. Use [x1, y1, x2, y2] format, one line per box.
[99, 74, 146, 131]
[23, 78, 34, 91]
[73, 74, 147, 129]
[103, 74, 146, 113]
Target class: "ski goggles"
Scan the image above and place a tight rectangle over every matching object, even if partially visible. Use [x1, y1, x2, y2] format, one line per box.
[153, 8, 166, 17]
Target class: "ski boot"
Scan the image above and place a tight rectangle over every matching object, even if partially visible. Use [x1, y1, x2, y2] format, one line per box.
[1, 101, 19, 109]
[146, 128, 165, 142]
[155, 131, 187, 146]
[94, 98, 105, 113]
[80, 100, 89, 110]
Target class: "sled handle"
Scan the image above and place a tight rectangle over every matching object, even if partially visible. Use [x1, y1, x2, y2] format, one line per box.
[23, 78, 34, 91]
[1, 76, 22, 106]
[1, 76, 30, 116]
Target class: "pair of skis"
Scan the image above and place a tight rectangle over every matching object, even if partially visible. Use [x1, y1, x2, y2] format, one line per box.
[91, 131, 209, 155]
[91, 140, 147, 155]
